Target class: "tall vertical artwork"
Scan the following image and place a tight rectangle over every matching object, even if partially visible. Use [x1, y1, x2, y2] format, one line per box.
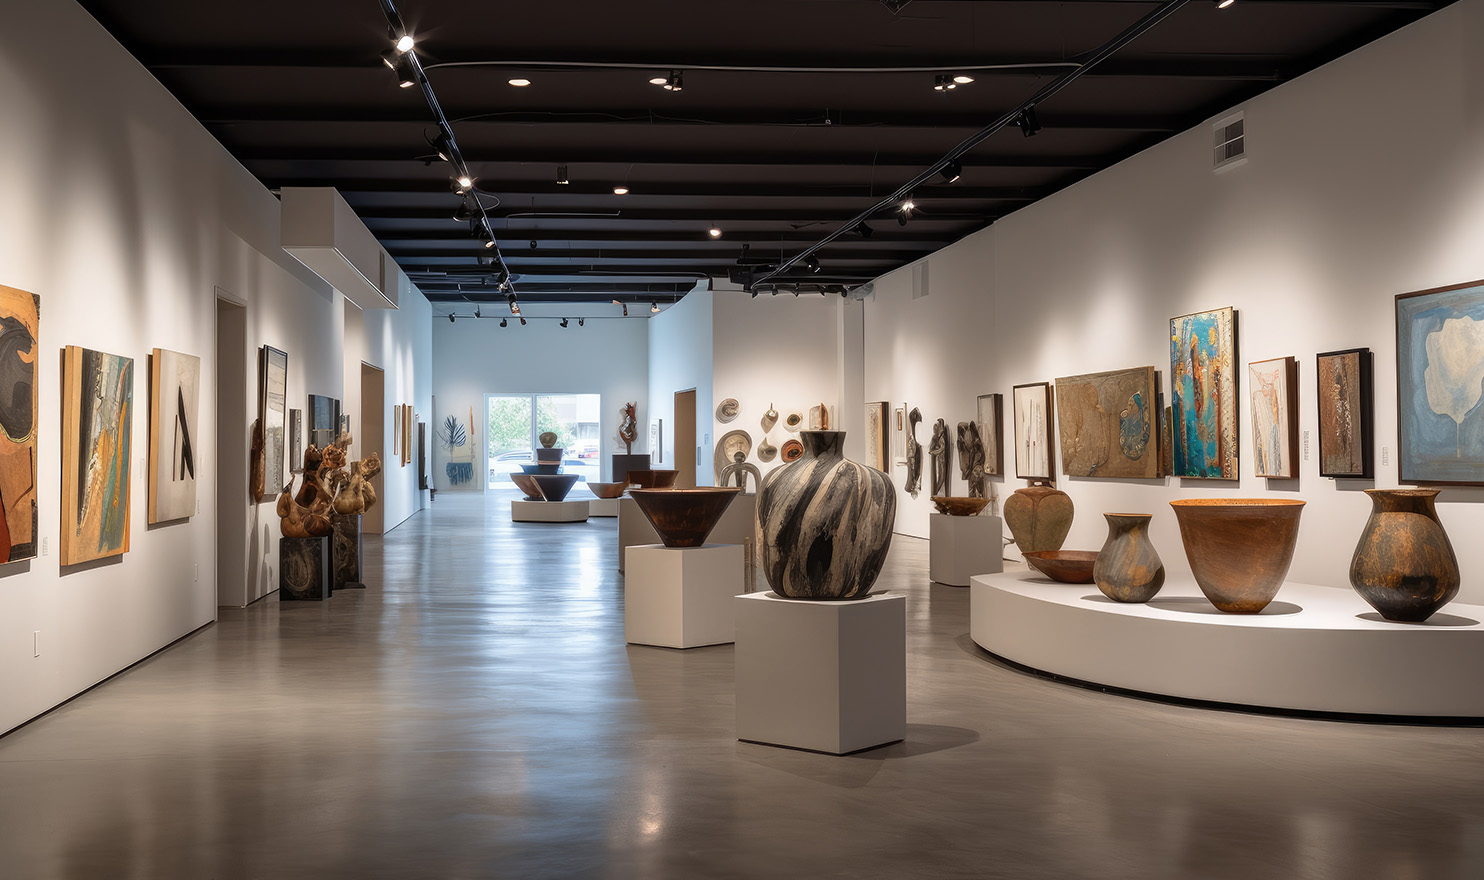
[1396, 281, 1484, 484]
[148, 348, 200, 523]
[289, 409, 303, 473]
[61, 346, 133, 565]
[1316, 348, 1373, 479]
[865, 401, 889, 471]
[1053, 367, 1158, 479]
[259, 346, 288, 496]
[1012, 382, 1054, 480]
[892, 405, 906, 465]
[1248, 356, 1299, 479]
[1169, 307, 1238, 479]
[0, 285, 38, 562]
[976, 394, 1003, 477]
[309, 394, 340, 450]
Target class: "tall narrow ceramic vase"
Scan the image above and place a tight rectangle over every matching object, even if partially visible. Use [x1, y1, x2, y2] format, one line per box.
[756, 430, 895, 600]
[1092, 513, 1164, 603]
[1003, 480, 1074, 554]
[1348, 488, 1459, 622]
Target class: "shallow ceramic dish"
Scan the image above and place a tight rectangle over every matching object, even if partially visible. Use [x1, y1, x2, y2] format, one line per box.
[931, 496, 991, 517]
[586, 481, 628, 499]
[1023, 550, 1098, 584]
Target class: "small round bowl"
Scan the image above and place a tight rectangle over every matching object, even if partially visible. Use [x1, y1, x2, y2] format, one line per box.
[627, 469, 679, 489]
[1023, 550, 1098, 584]
[586, 481, 628, 499]
[629, 487, 741, 547]
[529, 473, 579, 502]
[510, 473, 544, 500]
[931, 496, 991, 517]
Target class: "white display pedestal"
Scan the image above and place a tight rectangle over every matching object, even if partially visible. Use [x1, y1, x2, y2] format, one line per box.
[929, 513, 1004, 586]
[617, 496, 660, 572]
[589, 497, 620, 518]
[511, 499, 589, 523]
[618, 492, 757, 572]
[625, 544, 743, 649]
[735, 591, 906, 754]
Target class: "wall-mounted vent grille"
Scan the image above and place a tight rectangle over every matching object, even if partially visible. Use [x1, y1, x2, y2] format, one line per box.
[912, 262, 930, 299]
[1213, 112, 1245, 171]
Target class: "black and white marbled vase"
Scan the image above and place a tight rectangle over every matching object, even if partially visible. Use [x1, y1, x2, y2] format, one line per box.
[756, 430, 896, 600]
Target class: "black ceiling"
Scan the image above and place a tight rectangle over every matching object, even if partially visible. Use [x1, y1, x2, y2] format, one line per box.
[80, 0, 1453, 306]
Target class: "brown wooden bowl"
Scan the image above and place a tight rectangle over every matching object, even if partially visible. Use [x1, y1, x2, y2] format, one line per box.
[529, 474, 579, 503]
[1023, 550, 1098, 583]
[627, 469, 679, 489]
[931, 496, 991, 517]
[510, 473, 544, 500]
[629, 487, 741, 547]
[1170, 498, 1305, 613]
[586, 481, 628, 499]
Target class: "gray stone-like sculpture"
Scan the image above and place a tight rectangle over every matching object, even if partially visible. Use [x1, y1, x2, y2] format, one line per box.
[929, 418, 951, 498]
[720, 450, 762, 493]
[958, 421, 986, 499]
[905, 407, 923, 497]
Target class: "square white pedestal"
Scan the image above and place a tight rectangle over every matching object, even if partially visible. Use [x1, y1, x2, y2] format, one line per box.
[589, 497, 620, 517]
[617, 496, 661, 572]
[625, 544, 743, 649]
[735, 591, 906, 754]
[512, 499, 590, 523]
[930, 513, 1004, 587]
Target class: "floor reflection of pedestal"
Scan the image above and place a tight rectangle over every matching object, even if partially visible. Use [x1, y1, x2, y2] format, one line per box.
[930, 513, 1004, 587]
[511, 500, 590, 523]
[625, 543, 742, 649]
[735, 591, 906, 754]
[589, 497, 620, 517]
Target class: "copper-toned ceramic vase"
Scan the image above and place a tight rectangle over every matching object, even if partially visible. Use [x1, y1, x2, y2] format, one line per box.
[1093, 513, 1164, 603]
[626, 469, 679, 489]
[1170, 499, 1305, 613]
[629, 487, 741, 547]
[529, 474, 579, 503]
[931, 496, 991, 517]
[1349, 488, 1459, 622]
[586, 481, 628, 499]
[1003, 480, 1074, 553]
[510, 473, 544, 501]
[1023, 550, 1097, 584]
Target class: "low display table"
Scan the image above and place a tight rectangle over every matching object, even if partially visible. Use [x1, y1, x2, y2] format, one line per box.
[735, 590, 906, 754]
[971, 568, 1484, 718]
[929, 513, 1004, 586]
[589, 496, 620, 518]
[511, 499, 590, 523]
[625, 544, 743, 649]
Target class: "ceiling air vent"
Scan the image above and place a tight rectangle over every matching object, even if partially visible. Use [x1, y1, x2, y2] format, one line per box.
[1212, 112, 1246, 172]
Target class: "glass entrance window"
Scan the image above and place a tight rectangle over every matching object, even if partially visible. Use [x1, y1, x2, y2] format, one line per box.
[486, 393, 601, 486]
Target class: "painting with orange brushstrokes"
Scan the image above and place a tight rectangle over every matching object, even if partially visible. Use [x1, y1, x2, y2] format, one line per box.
[61, 345, 133, 565]
[0, 285, 39, 562]
[1169, 307, 1238, 479]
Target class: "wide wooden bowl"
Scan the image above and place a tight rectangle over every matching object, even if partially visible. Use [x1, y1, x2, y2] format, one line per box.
[629, 488, 741, 547]
[586, 481, 628, 499]
[1023, 550, 1098, 584]
[1170, 498, 1305, 613]
[626, 469, 679, 489]
[931, 496, 992, 517]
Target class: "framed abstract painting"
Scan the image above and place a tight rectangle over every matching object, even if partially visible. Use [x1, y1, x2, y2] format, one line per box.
[1396, 280, 1484, 484]
[1012, 382, 1054, 481]
[258, 346, 287, 498]
[0, 285, 39, 563]
[892, 405, 906, 465]
[62, 346, 133, 565]
[977, 393, 1003, 477]
[1169, 307, 1238, 479]
[1053, 366, 1158, 479]
[148, 348, 200, 523]
[1316, 348, 1372, 479]
[1248, 356, 1299, 479]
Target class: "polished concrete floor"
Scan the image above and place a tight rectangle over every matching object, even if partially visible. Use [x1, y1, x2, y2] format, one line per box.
[2, 492, 1483, 879]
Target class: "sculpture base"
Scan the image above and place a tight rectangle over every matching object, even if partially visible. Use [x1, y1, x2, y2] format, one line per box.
[929, 513, 1004, 587]
[612, 453, 651, 485]
[625, 544, 743, 649]
[279, 536, 330, 601]
[589, 497, 620, 518]
[511, 499, 590, 523]
[330, 514, 364, 591]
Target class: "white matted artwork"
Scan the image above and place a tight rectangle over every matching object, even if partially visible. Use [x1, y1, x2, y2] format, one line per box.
[650, 419, 663, 464]
[865, 401, 889, 471]
[1249, 356, 1299, 479]
[149, 348, 200, 523]
[976, 393, 1003, 477]
[1013, 382, 1054, 480]
[892, 405, 906, 465]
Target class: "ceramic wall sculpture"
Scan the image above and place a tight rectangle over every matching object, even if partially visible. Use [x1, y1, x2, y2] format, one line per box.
[0, 285, 38, 562]
[1054, 366, 1158, 479]
[957, 421, 985, 498]
[619, 402, 638, 454]
[714, 429, 753, 483]
[1169, 498, 1304, 613]
[761, 403, 778, 432]
[716, 398, 740, 423]
[757, 436, 777, 462]
[720, 451, 762, 492]
[784, 411, 804, 432]
[149, 348, 200, 524]
[809, 403, 831, 430]
[1003, 480, 1073, 554]
[756, 430, 895, 600]
[1349, 488, 1459, 622]
[905, 407, 923, 497]
[780, 439, 803, 462]
[1093, 513, 1164, 603]
[1170, 307, 1239, 479]
[929, 418, 951, 498]
[61, 346, 134, 565]
[630, 487, 740, 547]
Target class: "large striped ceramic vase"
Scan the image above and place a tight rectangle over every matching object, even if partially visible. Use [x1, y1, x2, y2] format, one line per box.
[756, 430, 896, 600]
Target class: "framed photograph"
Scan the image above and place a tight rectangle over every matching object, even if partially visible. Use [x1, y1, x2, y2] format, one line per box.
[288, 408, 303, 474]
[259, 345, 288, 497]
[1316, 348, 1373, 479]
[1054, 367, 1158, 479]
[62, 346, 134, 564]
[1012, 382, 1054, 480]
[892, 405, 906, 465]
[1248, 356, 1299, 479]
[976, 394, 1003, 476]
[865, 401, 890, 471]
[1396, 280, 1484, 484]
[1170, 307, 1238, 479]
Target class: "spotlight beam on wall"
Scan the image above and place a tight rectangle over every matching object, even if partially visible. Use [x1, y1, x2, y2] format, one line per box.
[750, 0, 1193, 289]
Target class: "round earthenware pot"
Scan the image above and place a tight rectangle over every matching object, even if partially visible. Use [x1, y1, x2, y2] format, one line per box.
[1093, 513, 1165, 603]
[1349, 488, 1459, 623]
[630, 487, 741, 548]
[1169, 498, 1305, 613]
[1003, 480, 1074, 554]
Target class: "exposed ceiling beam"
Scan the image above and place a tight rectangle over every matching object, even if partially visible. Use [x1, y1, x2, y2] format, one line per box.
[389, 247, 924, 261]
[350, 207, 995, 222]
[268, 179, 1042, 200]
[367, 229, 953, 244]
[240, 148, 1105, 169]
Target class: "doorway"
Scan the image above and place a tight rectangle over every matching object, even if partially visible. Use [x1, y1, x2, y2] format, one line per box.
[673, 388, 697, 488]
[215, 296, 247, 607]
[360, 363, 385, 535]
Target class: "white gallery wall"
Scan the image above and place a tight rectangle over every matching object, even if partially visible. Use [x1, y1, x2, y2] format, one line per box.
[863, 0, 1484, 603]
[431, 312, 650, 490]
[362, 275, 433, 529]
[0, 1, 435, 734]
[647, 290, 715, 483]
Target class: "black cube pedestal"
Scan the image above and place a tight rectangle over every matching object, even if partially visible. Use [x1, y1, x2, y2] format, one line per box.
[280, 536, 331, 601]
[331, 514, 365, 590]
[612, 453, 651, 485]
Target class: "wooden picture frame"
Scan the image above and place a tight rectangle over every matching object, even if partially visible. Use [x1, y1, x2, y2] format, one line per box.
[1396, 280, 1484, 485]
[62, 346, 134, 564]
[1169, 306, 1239, 479]
[1012, 382, 1054, 481]
[258, 346, 288, 498]
[1316, 347, 1373, 479]
[1248, 356, 1299, 479]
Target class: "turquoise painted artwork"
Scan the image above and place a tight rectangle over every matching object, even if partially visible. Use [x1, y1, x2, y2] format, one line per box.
[1169, 307, 1238, 479]
[1397, 281, 1484, 484]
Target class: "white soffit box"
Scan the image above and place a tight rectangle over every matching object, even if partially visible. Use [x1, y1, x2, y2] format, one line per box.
[280, 187, 397, 309]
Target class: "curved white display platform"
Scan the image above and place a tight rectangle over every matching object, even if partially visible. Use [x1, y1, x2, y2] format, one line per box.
[971, 568, 1484, 718]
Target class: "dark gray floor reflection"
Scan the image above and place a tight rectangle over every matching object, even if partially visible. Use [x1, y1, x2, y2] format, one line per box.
[1, 492, 1483, 879]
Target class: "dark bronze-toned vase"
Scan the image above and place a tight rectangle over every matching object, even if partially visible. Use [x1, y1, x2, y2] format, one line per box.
[1003, 480, 1073, 554]
[1349, 488, 1459, 623]
[1093, 513, 1164, 603]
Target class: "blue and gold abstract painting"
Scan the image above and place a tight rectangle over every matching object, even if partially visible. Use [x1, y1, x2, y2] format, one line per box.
[1169, 307, 1238, 479]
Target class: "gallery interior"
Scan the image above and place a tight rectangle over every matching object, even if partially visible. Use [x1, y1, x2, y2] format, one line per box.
[3, 0, 1484, 876]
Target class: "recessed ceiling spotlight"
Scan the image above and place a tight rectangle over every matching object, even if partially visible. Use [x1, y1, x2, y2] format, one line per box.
[708, 226, 722, 238]
[613, 186, 629, 195]
[952, 74, 975, 85]
[649, 75, 668, 86]
[508, 78, 531, 87]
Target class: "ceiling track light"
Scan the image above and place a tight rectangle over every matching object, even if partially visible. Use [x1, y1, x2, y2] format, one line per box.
[939, 159, 962, 184]
[708, 225, 722, 238]
[556, 164, 569, 185]
[1016, 106, 1042, 138]
[519, 317, 527, 326]
[650, 302, 660, 313]
[899, 194, 916, 214]
[474, 307, 482, 319]
[432, 131, 455, 163]
[952, 74, 975, 85]
[578, 318, 584, 327]
[804, 255, 821, 274]
[391, 28, 415, 54]
[854, 221, 874, 238]
[560, 318, 569, 328]
[448, 313, 456, 323]
[382, 50, 417, 88]
[508, 78, 531, 87]
[500, 318, 508, 327]
[613, 185, 630, 195]
[656, 70, 684, 91]
[612, 299, 629, 317]
[933, 74, 957, 91]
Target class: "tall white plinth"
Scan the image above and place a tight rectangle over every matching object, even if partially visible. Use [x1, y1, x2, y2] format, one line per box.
[617, 496, 661, 572]
[929, 513, 1004, 586]
[619, 493, 757, 572]
[511, 499, 589, 523]
[735, 591, 906, 754]
[589, 497, 620, 517]
[625, 544, 743, 649]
